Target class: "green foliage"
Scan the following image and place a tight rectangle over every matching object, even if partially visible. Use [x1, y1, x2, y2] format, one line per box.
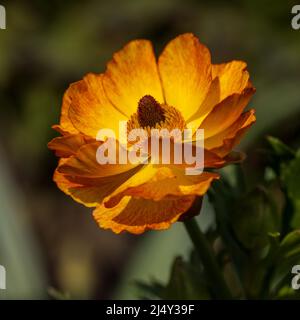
[269, 231, 300, 296]
[48, 287, 71, 300]
[231, 186, 281, 251]
[281, 154, 300, 228]
[136, 254, 210, 300]
[137, 137, 300, 300]
[266, 136, 295, 161]
[162, 255, 210, 300]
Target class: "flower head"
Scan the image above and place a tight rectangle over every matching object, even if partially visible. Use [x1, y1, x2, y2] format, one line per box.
[48, 33, 256, 234]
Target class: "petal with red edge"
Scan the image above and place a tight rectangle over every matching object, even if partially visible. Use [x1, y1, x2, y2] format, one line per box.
[54, 155, 142, 207]
[48, 134, 93, 157]
[93, 195, 195, 234]
[58, 141, 139, 178]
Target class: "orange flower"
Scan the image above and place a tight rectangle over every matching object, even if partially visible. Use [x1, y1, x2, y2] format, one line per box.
[48, 33, 256, 234]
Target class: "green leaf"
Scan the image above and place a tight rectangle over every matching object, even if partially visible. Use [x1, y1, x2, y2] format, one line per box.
[48, 287, 71, 300]
[133, 253, 211, 300]
[134, 279, 165, 300]
[281, 152, 300, 228]
[276, 286, 300, 300]
[269, 230, 300, 294]
[264, 136, 296, 177]
[230, 186, 281, 251]
[266, 136, 295, 160]
[279, 230, 300, 261]
[163, 256, 210, 300]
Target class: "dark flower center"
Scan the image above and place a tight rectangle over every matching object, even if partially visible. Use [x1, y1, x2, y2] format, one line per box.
[137, 95, 165, 128]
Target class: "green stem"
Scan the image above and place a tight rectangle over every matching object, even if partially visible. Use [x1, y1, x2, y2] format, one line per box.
[184, 217, 232, 299]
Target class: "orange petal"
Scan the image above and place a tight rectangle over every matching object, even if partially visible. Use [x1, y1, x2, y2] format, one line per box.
[103, 40, 164, 117]
[200, 87, 255, 139]
[54, 164, 105, 207]
[169, 148, 226, 169]
[212, 60, 251, 101]
[58, 141, 140, 178]
[52, 124, 71, 136]
[58, 83, 80, 134]
[158, 33, 212, 120]
[68, 73, 127, 139]
[147, 137, 225, 168]
[187, 60, 252, 131]
[55, 141, 143, 207]
[205, 109, 255, 149]
[54, 146, 142, 207]
[208, 110, 256, 157]
[104, 164, 219, 208]
[48, 134, 93, 157]
[93, 195, 196, 234]
[187, 77, 222, 131]
[54, 169, 142, 208]
[203, 149, 226, 168]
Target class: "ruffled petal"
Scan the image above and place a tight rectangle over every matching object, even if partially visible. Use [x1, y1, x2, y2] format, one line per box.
[200, 87, 255, 139]
[207, 110, 256, 157]
[104, 164, 219, 208]
[187, 77, 222, 131]
[158, 33, 212, 120]
[187, 60, 252, 131]
[54, 164, 106, 207]
[58, 84, 80, 134]
[58, 141, 139, 178]
[103, 40, 164, 117]
[48, 134, 93, 157]
[93, 195, 195, 234]
[53, 141, 142, 207]
[68, 73, 127, 139]
[212, 60, 251, 101]
[205, 109, 255, 149]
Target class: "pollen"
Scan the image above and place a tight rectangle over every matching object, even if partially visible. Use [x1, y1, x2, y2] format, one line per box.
[137, 95, 166, 128]
[127, 96, 186, 137]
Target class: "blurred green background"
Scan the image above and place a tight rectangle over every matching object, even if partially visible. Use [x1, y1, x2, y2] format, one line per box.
[0, 0, 299, 299]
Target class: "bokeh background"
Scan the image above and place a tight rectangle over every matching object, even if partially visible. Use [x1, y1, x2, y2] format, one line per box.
[0, 0, 299, 299]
